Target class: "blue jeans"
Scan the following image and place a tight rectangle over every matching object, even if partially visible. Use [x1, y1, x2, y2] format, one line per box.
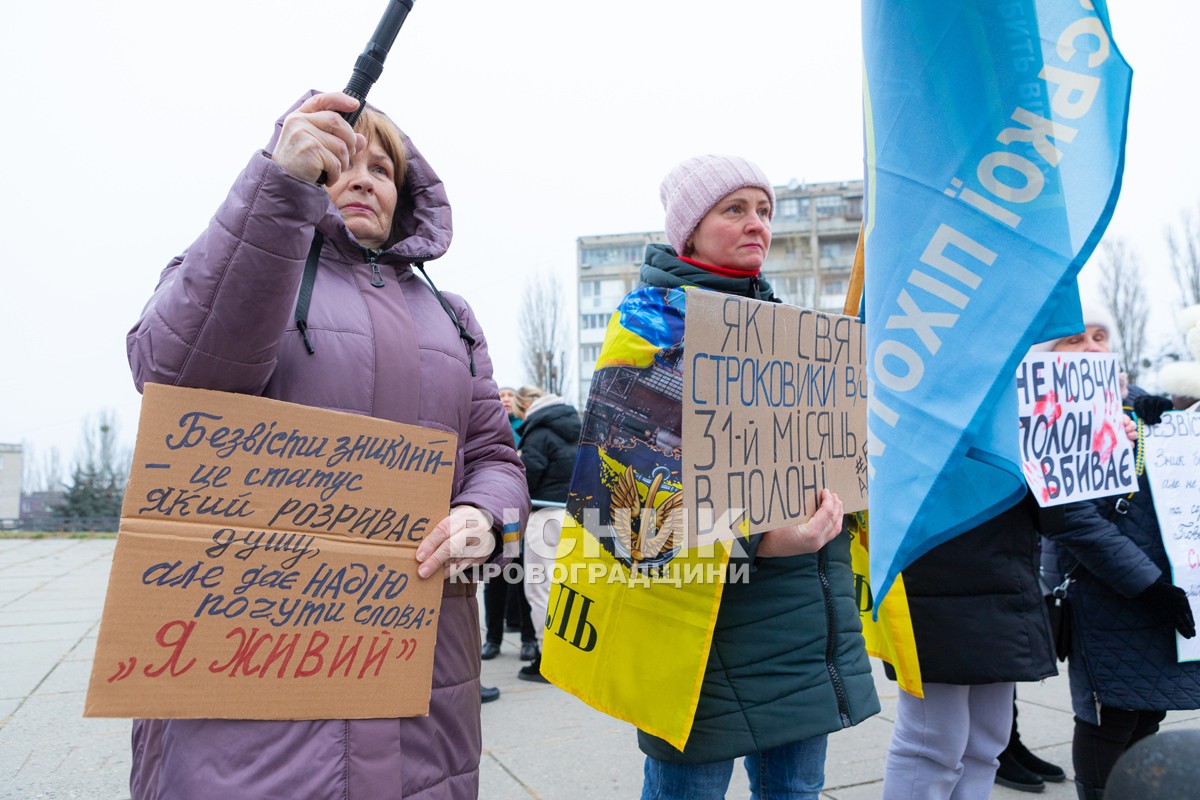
[641, 735, 828, 800]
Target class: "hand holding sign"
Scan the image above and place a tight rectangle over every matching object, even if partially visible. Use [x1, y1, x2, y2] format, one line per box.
[415, 505, 496, 579]
[758, 489, 845, 558]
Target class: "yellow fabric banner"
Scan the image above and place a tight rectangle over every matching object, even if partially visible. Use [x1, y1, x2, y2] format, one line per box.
[848, 512, 922, 697]
[540, 286, 729, 749]
[541, 511, 730, 749]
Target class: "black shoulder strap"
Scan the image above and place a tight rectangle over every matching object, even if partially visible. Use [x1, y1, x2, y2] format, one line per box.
[414, 263, 477, 376]
[294, 231, 324, 355]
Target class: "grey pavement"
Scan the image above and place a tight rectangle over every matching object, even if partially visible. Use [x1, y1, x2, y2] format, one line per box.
[3, 538, 1199, 799]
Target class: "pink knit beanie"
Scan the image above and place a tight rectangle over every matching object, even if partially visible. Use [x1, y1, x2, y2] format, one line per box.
[659, 155, 775, 255]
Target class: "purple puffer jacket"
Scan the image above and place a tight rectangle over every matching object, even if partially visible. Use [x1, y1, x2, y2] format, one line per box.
[125, 92, 529, 800]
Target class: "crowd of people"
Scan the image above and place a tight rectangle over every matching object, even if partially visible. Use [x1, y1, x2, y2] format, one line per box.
[121, 89, 1200, 799]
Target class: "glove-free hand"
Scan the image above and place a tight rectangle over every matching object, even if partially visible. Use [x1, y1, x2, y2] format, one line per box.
[415, 506, 496, 579]
[1140, 579, 1196, 638]
[757, 489, 844, 558]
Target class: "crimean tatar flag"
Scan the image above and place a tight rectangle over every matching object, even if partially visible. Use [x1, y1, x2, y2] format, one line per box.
[862, 0, 1132, 606]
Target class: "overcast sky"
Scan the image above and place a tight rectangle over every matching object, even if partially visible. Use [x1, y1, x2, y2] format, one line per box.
[3, 0, 1197, 477]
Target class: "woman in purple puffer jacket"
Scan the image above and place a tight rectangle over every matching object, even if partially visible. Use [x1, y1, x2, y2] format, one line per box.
[126, 90, 529, 800]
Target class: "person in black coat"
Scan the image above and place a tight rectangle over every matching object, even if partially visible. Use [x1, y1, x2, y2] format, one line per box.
[881, 497, 1058, 800]
[517, 392, 582, 505]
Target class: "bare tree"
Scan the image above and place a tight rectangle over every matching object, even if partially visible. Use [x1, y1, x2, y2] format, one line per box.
[1167, 202, 1200, 308]
[21, 441, 65, 493]
[518, 272, 571, 395]
[57, 410, 132, 523]
[1097, 239, 1149, 384]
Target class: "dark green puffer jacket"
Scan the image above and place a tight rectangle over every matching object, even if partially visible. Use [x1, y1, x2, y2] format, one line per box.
[636, 245, 880, 763]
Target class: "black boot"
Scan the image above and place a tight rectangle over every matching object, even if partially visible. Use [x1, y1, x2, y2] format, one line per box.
[518, 654, 549, 684]
[1074, 780, 1104, 800]
[996, 749, 1046, 793]
[1009, 739, 1066, 782]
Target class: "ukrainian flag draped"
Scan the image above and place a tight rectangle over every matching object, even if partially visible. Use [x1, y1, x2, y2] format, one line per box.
[862, 1, 1132, 606]
[540, 287, 729, 749]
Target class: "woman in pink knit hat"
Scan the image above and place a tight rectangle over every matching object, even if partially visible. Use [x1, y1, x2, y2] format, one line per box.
[618, 155, 880, 799]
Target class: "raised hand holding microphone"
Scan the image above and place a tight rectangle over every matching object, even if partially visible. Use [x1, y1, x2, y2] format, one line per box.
[313, 0, 415, 184]
[273, 92, 367, 185]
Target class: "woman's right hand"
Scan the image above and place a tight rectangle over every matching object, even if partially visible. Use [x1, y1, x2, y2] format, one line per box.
[272, 91, 368, 185]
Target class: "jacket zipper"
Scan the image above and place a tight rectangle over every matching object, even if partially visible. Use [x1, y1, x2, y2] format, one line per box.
[818, 547, 852, 726]
[366, 249, 384, 287]
[365, 249, 436, 288]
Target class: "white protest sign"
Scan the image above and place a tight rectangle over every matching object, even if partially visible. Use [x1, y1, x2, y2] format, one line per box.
[1016, 352, 1135, 506]
[1143, 411, 1200, 663]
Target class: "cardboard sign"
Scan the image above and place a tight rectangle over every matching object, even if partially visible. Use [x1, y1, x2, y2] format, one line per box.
[1016, 352, 1135, 506]
[1143, 411, 1200, 663]
[85, 384, 456, 719]
[682, 289, 868, 543]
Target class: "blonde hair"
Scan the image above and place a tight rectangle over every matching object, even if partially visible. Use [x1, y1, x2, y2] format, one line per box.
[354, 107, 409, 247]
[514, 385, 546, 419]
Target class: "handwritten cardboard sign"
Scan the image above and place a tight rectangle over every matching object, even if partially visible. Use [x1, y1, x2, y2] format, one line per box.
[1143, 411, 1200, 663]
[1016, 352, 1135, 507]
[85, 384, 456, 719]
[682, 289, 868, 544]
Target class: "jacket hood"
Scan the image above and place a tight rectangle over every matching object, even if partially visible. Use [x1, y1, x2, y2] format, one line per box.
[524, 393, 563, 418]
[267, 90, 453, 263]
[521, 400, 581, 441]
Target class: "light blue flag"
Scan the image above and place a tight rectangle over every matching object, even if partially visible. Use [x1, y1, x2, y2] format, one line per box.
[862, 0, 1132, 608]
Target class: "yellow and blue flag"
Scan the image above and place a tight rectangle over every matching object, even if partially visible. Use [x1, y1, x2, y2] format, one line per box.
[862, 1, 1132, 606]
[540, 286, 730, 748]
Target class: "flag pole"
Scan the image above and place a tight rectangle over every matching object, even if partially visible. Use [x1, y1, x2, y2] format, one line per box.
[843, 223, 865, 316]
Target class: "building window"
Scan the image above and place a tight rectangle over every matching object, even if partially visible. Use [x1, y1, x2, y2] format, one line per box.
[581, 313, 610, 330]
[778, 198, 802, 219]
[771, 276, 816, 307]
[581, 279, 628, 311]
[815, 195, 846, 218]
[845, 195, 863, 219]
[820, 241, 843, 259]
[580, 344, 603, 364]
[823, 278, 848, 295]
[580, 244, 644, 268]
[601, 278, 626, 297]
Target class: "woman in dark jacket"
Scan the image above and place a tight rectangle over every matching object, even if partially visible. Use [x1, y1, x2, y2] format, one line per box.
[125, 90, 529, 800]
[518, 392, 582, 504]
[1040, 315, 1200, 800]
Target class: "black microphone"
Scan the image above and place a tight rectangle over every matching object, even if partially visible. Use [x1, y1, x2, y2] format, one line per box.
[318, 0, 416, 185]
